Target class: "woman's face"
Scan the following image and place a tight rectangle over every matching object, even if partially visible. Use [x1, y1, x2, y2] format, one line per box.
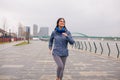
[58, 19, 65, 27]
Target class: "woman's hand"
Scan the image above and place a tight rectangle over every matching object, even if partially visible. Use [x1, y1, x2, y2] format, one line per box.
[49, 50, 52, 54]
[62, 33, 68, 37]
[49, 48, 52, 55]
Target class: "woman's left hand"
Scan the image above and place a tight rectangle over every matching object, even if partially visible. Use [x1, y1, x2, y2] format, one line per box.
[62, 33, 68, 37]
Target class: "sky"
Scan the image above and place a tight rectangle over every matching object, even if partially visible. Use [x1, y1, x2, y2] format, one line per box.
[0, 0, 120, 37]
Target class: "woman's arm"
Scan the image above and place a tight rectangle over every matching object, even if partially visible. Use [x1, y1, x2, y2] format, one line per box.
[62, 31, 75, 45]
[49, 31, 54, 50]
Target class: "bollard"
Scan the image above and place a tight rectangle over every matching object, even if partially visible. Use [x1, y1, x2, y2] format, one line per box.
[116, 43, 120, 58]
[99, 42, 103, 55]
[107, 43, 111, 56]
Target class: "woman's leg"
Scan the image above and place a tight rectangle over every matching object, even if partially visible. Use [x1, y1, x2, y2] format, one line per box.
[60, 56, 67, 80]
[53, 55, 67, 80]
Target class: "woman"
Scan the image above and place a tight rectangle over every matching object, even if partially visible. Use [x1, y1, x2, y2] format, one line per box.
[49, 18, 75, 80]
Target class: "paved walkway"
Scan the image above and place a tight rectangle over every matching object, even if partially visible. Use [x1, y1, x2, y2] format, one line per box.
[0, 41, 23, 51]
[0, 40, 120, 80]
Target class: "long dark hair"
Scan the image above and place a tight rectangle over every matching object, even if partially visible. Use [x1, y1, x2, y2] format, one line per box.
[55, 18, 67, 29]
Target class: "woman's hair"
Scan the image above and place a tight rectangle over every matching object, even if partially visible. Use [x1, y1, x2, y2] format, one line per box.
[56, 18, 66, 29]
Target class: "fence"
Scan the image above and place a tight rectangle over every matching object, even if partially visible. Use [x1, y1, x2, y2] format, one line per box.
[72, 39, 120, 58]
[0, 38, 24, 43]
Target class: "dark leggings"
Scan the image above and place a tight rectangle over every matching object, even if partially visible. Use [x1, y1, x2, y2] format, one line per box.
[53, 55, 67, 80]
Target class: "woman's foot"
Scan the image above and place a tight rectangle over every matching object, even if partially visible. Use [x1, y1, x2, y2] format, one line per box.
[56, 78, 61, 80]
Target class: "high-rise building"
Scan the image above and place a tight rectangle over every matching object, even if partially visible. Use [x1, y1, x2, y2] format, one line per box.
[33, 24, 38, 36]
[38, 27, 49, 37]
[18, 23, 25, 38]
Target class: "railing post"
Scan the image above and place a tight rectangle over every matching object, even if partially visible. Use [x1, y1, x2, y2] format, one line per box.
[116, 43, 120, 58]
[99, 42, 103, 55]
[84, 41, 87, 51]
[78, 41, 80, 49]
[107, 43, 111, 56]
[77, 41, 79, 49]
[76, 41, 78, 49]
[93, 42, 97, 53]
[74, 41, 76, 49]
[88, 42, 91, 52]
[81, 41, 83, 50]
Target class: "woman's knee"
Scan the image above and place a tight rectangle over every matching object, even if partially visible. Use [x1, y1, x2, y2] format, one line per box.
[58, 65, 64, 70]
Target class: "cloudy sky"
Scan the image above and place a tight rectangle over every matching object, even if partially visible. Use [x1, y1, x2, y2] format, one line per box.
[0, 0, 120, 36]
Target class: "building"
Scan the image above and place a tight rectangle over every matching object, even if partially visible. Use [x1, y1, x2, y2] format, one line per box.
[0, 28, 8, 37]
[18, 23, 26, 38]
[10, 33, 17, 38]
[0, 28, 5, 37]
[38, 27, 49, 37]
[33, 24, 38, 36]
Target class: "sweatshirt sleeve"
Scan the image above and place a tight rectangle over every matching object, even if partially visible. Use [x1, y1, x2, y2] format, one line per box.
[66, 31, 75, 45]
[49, 31, 54, 50]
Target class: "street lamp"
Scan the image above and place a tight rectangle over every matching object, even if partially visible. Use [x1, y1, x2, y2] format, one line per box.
[9, 29, 11, 42]
[26, 26, 30, 44]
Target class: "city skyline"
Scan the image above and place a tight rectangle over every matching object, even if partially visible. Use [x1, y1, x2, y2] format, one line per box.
[0, 0, 120, 37]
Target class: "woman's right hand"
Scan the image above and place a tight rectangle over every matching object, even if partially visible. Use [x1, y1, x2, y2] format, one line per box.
[49, 49, 52, 55]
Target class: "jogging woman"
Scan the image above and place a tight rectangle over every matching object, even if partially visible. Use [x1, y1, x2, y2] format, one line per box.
[49, 18, 75, 80]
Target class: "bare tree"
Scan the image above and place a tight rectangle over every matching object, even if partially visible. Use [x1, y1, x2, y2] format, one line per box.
[3, 17, 7, 31]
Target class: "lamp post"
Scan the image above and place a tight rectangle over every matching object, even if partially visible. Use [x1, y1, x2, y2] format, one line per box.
[9, 29, 11, 42]
[26, 26, 30, 44]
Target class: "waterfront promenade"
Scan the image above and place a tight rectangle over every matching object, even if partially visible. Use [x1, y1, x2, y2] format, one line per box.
[0, 40, 120, 80]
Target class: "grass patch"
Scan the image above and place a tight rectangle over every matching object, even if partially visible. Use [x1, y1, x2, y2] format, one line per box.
[14, 41, 29, 46]
[0, 42, 10, 44]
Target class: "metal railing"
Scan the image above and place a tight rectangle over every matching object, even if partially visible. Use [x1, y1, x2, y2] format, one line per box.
[72, 39, 120, 58]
